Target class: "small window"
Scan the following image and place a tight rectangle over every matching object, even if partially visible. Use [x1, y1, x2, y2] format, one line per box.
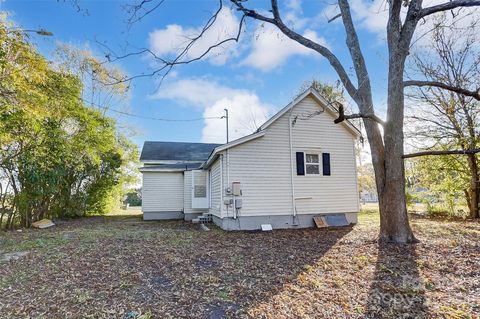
[194, 185, 207, 198]
[193, 171, 207, 198]
[305, 153, 320, 175]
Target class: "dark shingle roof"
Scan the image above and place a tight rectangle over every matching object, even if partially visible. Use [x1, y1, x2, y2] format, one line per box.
[140, 141, 222, 162]
[142, 163, 203, 170]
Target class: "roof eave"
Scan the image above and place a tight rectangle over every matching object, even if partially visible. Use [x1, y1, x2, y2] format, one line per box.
[203, 131, 266, 169]
[141, 159, 206, 164]
[258, 87, 362, 138]
[139, 168, 187, 173]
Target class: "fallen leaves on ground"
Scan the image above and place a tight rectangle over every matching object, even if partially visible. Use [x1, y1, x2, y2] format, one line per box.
[0, 212, 478, 318]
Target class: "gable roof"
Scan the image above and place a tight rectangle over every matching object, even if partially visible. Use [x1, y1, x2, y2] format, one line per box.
[258, 87, 361, 137]
[203, 87, 361, 168]
[140, 141, 221, 163]
[141, 88, 362, 170]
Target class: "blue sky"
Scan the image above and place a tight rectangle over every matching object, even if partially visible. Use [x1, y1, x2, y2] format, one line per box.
[2, 0, 393, 148]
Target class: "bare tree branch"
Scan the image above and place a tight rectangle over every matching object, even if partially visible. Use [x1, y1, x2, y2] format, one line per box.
[125, 0, 165, 25]
[337, 0, 372, 106]
[408, 115, 458, 131]
[404, 80, 480, 100]
[419, 0, 480, 19]
[327, 13, 341, 23]
[231, 0, 358, 99]
[333, 103, 385, 125]
[403, 149, 480, 158]
[101, 1, 247, 84]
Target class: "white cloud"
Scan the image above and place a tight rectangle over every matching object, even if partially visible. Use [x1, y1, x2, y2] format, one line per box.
[153, 77, 272, 143]
[241, 24, 328, 71]
[318, 0, 389, 35]
[329, 0, 480, 47]
[152, 78, 243, 108]
[284, 0, 309, 29]
[349, 0, 389, 35]
[148, 7, 241, 65]
[202, 94, 270, 143]
[148, 1, 327, 72]
[286, 0, 302, 13]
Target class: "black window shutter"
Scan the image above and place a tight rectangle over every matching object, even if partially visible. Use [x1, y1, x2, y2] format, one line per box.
[296, 152, 305, 175]
[322, 153, 331, 176]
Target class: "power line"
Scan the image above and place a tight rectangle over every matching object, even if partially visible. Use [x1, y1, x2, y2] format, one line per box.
[83, 98, 223, 122]
[107, 108, 223, 122]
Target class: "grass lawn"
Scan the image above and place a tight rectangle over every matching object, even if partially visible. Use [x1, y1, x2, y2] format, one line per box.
[0, 210, 479, 319]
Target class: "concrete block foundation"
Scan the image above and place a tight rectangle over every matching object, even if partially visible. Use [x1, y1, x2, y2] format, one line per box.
[212, 213, 358, 231]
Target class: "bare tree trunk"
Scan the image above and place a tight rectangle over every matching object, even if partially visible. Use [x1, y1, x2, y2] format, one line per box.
[378, 164, 415, 242]
[466, 154, 480, 219]
[5, 202, 15, 229]
[0, 211, 4, 229]
[378, 46, 416, 242]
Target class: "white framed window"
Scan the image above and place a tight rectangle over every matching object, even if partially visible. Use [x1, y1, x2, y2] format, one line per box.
[305, 153, 320, 175]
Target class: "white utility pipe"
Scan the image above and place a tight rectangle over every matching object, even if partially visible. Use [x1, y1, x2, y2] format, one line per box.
[220, 154, 224, 217]
[233, 195, 237, 219]
[288, 108, 296, 217]
[226, 148, 230, 191]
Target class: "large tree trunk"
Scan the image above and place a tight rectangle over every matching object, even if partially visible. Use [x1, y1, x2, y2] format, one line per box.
[375, 45, 416, 243]
[378, 162, 415, 242]
[466, 154, 480, 219]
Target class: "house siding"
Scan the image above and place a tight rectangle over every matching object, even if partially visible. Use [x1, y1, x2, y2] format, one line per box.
[222, 109, 293, 217]
[142, 172, 184, 212]
[208, 158, 223, 217]
[221, 96, 359, 218]
[291, 97, 359, 214]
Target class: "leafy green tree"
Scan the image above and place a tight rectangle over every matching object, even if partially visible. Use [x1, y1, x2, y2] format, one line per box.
[0, 20, 138, 228]
[298, 79, 345, 104]
[124, 189, 142, 206]
[409, 155, 467, 217]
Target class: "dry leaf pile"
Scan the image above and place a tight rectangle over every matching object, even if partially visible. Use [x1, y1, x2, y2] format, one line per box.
[0, 213, 478, 318]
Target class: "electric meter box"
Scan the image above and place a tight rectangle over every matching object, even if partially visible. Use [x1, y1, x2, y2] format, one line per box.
[234, 199, 243, 209]
[232, 182, 241, 196]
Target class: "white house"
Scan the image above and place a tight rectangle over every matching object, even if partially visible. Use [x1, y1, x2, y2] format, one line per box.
[140, 87, 361, 230]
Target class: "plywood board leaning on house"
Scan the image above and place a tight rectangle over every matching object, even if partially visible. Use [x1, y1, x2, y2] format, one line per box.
[313, 216, 328, 228]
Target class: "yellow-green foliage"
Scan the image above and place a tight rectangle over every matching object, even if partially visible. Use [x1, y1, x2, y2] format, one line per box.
[0, 20, 138, 228]
[409, 155, 470, 218]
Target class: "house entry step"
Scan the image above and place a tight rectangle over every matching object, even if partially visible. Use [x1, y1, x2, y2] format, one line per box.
[192, 213, 213, 224]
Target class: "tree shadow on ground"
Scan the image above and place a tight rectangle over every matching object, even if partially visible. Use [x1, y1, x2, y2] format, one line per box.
[364, 242, 427, 319]
[127, 225, 354, 318]
[0, 220, 353, 319]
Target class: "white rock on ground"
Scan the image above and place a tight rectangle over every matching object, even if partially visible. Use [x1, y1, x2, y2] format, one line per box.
[1, 251, 29, 262]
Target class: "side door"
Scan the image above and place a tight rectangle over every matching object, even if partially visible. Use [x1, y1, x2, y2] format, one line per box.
[191, 170, 209, 209]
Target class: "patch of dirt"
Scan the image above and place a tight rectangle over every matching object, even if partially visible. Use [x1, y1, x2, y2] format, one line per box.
[149, 274, 173, 290]
[0, 214, 479, 318]
[195, 258, 218, 270]
[1, 251, 29, 262]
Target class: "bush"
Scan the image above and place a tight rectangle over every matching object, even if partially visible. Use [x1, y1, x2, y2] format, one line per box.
[124, 190, 142, 206]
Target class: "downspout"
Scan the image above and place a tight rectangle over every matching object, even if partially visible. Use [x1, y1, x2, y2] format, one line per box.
[226, 149, 230, 191]
[226, 148, 233, 218]
[353, 141, 361, 213]
[288, 108, 297, 219]
[220, 154, 224, 218]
